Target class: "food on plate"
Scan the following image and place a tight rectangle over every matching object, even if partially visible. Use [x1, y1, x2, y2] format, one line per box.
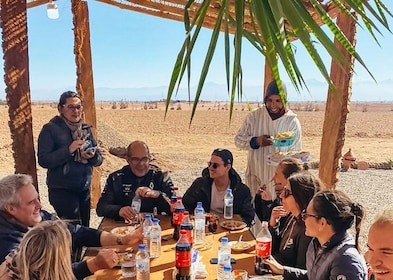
[111, 226, 136, 235]
[219, 220, 247, 231]
[229, 241, 253, 252]
[275, 131, 294, 139]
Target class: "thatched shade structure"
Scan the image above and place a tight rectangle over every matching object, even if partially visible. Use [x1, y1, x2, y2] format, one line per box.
[1, 0, 356, 206]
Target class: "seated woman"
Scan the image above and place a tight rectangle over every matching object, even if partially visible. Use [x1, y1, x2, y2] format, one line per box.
[269, 172, 321, 270]
[266, 189, 368, 280]
[255, 158, 307, 223]
[1, 220, 75, 280]
[182, 148, 255, 226]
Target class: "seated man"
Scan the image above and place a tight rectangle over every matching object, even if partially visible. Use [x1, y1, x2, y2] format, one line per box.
[0, 174, 143, 280]
[182, 148, 255, 226]
[96, 140, 174, 221]
[366, 208, 393, 280]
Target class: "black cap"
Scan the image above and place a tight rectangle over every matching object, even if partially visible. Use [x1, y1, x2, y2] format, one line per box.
[212, 148, 233, 165]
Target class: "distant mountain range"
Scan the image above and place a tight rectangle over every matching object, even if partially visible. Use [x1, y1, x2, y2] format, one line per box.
[1, 79, 393, 102]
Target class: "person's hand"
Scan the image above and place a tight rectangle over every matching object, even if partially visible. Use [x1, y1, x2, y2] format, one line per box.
[68, 139, 86, 154]
[270, 206, 289, 227]
[87, 248, 118, 272]
[257, 184, 273, 201]
[263, 255, 284, 275]
[256, 135, 272, 147]
[136, 187, 160, 198]
[122, 226, 143, 245]
[80, 149, 95, 159]
[119, 206, 137, 222]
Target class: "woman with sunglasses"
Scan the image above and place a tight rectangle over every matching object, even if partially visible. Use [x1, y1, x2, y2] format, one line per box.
[182, 148, 255, 226]
[255, 158, 307, 223]
[265, 189, 368, 280]
[267, 172, 321, 271]
[37, 91, 103, 227]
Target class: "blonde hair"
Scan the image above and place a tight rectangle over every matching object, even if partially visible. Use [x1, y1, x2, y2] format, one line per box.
[14, 220, 75, 280]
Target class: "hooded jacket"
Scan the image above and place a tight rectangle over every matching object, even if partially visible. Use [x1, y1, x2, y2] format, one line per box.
[182, 167, 255, 226]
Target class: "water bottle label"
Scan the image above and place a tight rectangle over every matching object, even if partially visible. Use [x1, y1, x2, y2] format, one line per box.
[256, 240, 272, 258]
[136, 259, 149, 272]
[175, 251, 191, 267]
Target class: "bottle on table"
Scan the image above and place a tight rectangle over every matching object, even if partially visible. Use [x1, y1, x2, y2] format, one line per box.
[224, 189, 234, 219]
[136, 244, 150, 280]
[172, 197, 185, 240]
[142, 214, 153, 254]
[150, 218, 161, 258]
[217, 237, 231, 279]
[255, 221, 272, 275]
[131, 194, 142, 224]
[194, 201, 205, 245]
[170, 195, 178, 226]
[180, 211, 193, 245]
[175, 229, 191, 280]
[220, 264, 234, 280]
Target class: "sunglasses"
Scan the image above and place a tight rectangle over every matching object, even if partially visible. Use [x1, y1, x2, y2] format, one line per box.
[207, 161, 222, 169]
[64, 104, 83, 111]
[301, 209, 320, 220]
[281, 187, 293, 198]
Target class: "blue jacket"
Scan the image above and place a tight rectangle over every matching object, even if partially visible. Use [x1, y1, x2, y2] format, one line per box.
[38, 116, 103, 192]
[0, 210, 101, 279]
[182, 167, 255, 226]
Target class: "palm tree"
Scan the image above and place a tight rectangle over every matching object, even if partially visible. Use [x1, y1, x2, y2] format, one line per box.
[165, 0, 392, 122]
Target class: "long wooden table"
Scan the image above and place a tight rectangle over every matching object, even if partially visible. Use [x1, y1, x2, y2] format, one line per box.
[84, 215, 258, 279]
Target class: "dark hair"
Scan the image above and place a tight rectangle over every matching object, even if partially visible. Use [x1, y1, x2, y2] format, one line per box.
[279, 158, 309, 179]
[288, 172, 321, 211]
[211, 148, 233, 166]
[57, 91, 81, 110]
[312, 190, 364, 250]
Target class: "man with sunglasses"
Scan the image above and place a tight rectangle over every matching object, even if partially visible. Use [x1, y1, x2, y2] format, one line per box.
[96, 140, 174, 221]
[38, 91, 103, 227]
[182, 148, 255, 226]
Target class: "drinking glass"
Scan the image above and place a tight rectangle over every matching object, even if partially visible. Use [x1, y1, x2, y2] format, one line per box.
[120, 252, 136, 279]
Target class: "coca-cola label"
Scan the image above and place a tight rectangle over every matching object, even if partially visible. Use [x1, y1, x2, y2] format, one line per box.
[175, 250, 191, 267]
[256, 240, 272, 258]
[173, 211, 183, 225]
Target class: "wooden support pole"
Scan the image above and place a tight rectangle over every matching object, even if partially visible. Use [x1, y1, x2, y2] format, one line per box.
[71, 0, 101, 208]
[1, 0, 38, 189]
[319, 11, 357, 188]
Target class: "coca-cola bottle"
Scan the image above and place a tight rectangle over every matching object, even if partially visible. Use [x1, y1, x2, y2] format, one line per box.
[172, 197, 185, 240]
[175, 230, 191, 280]
[180, 211, 193, 245]
[170, 196, 178, 227]
[255, 221, 272, 275]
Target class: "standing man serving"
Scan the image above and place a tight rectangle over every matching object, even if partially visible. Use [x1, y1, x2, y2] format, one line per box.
[38, 91, 103, 227]
[234, 80, 302, 200]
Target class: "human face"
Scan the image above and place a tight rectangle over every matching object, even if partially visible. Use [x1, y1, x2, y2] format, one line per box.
[208, 155, 229, 180]
[279, 184, 299, 214]
[266, 95, 283, 114]
[127, 143, 150, 177]
[59, 97, 83, 123]
[272, 165, 287, 194]
[303, 200, 321, 237]
[366, 223, 393, 280]
[6, 184, 42, 227]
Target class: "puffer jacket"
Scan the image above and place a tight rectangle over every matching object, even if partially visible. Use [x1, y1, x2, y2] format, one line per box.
[182, 167, 255, 226]
[38, 116, 103, 192]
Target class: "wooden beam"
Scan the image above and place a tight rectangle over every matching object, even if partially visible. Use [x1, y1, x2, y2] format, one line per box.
[71, 0, 101, 209]
[1, 0, 38, 189]
[319, 10, 357, 188]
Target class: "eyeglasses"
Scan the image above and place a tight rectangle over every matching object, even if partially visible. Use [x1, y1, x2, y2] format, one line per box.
[129, 157, 150, 165]
[281, 187, 292, 198]
[207, 161, 222, 169]
[63, 104, 83, 111]
[301, 209, 320, 220]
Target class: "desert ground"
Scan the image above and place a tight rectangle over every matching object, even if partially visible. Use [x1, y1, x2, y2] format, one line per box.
[1, 101, 393, 251]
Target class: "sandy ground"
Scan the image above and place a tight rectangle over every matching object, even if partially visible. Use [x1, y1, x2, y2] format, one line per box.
[1, 101, 393, 252]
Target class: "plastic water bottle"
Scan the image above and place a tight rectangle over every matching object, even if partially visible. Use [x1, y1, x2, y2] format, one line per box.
[217, 237, 231, 279]
[149, 218, 161, 258]
[220, 264, 234, 280]
[142, 214, 153, 254]
[136, 244, 150, 280]
[194, 202, 205, 245]
[131, 194, 142, 223]
[224, 189, 234, 219]
[255, 221, 272, 275]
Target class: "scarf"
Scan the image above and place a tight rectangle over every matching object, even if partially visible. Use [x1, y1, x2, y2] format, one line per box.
[61, 115, 89, 164]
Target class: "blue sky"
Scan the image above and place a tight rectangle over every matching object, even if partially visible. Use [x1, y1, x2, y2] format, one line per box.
[0, 0, 392, 102]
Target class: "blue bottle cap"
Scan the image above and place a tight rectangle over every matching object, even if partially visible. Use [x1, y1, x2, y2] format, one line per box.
[138, 244, 146, 250]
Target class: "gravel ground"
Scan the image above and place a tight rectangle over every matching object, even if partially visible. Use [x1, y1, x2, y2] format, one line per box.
[1, 167, 391, 254]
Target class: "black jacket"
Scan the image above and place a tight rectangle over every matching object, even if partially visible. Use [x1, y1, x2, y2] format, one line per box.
[96, 165, 174, 220]
[38, 116, 103, 192]
[255, 194, 281, 223]
[0, 210, 101, 279]
[182, 167, 255, 226]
